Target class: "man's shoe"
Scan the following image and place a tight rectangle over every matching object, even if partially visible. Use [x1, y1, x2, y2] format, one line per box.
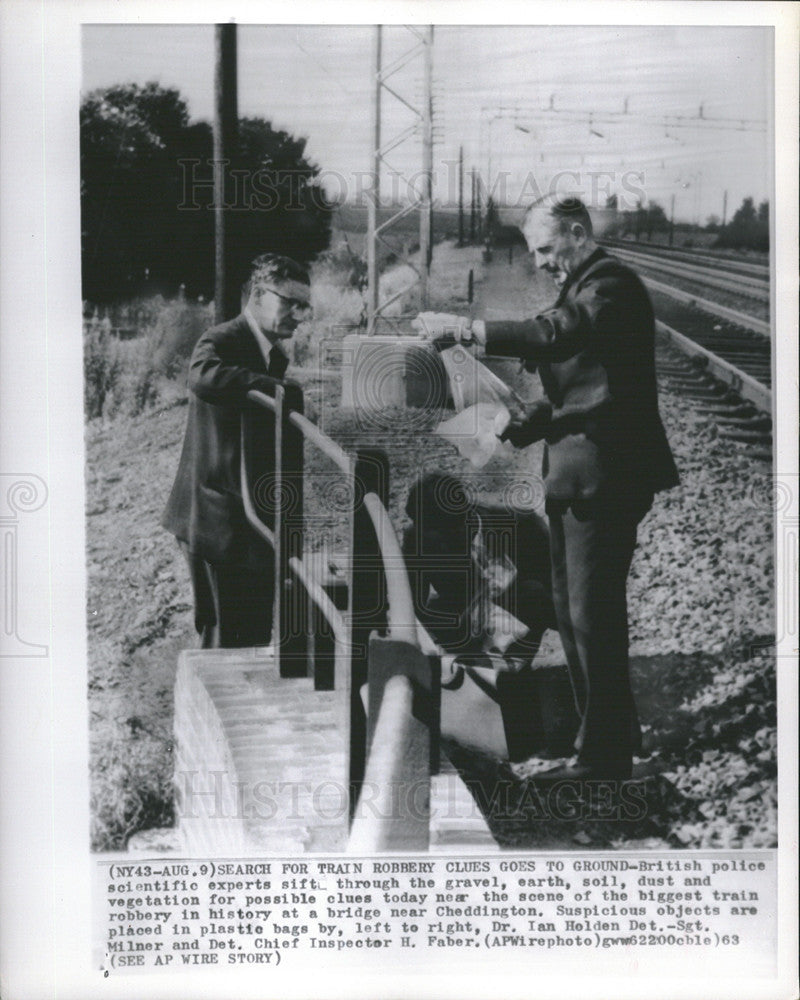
[530, 758, 632, 785]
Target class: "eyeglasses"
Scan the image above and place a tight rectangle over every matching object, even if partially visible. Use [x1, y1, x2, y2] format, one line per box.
[266, 288, 312, 314]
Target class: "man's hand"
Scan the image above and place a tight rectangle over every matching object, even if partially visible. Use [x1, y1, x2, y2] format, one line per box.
[498, 400, 553, 448]
[412, 312, 484, 347]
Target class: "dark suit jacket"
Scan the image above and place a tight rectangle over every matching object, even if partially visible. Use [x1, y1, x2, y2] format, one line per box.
[485, 248, 679, 506]
[161, 313, 291, 565]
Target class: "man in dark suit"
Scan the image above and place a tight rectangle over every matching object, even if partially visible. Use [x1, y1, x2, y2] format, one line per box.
[402, 472, 556, 661]
[402, 472, 564, 761]
[162, 254, 311, 648]
[414, 196, 679, 782]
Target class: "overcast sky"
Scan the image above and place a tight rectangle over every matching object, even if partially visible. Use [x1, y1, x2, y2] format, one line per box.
[83, 23, 772, 223]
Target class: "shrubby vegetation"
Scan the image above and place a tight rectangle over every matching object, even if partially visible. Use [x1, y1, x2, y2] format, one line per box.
[713, 197, 769, 253]
[80, 80, 348, 418]
[83, 298, 213, 420]
[604, 196, 670, 240]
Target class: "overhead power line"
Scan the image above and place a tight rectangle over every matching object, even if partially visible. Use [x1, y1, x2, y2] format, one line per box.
[480, 103, 767, 134]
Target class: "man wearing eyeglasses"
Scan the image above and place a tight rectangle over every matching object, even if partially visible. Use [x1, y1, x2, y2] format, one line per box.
[162, 253, 312, 648]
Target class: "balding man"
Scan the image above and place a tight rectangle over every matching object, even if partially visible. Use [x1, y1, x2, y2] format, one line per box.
[415, 196, 678, 783]
[162, 253, 311, 649]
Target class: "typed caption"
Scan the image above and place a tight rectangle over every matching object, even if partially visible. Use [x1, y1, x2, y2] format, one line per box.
[98, 853, 775, 977]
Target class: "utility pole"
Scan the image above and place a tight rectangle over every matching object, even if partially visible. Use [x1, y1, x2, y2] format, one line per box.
[457, 145, 464, 247]
[366, 26, 382, 333]
[669, 193, 675, 247]
[722, 189, 728, 228]
[476, 173, 483, 242]
[419, 25, 434, 306]
[213, 22, 239, 324]
[470, 168, 476, 242]
[365, 25, 434, 334]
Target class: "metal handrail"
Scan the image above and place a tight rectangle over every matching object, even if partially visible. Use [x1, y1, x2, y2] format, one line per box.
[347, 674, 423, 853]
[245, 388, 278, 414]
[362, 493, 416, 644]
[288, 555, 347, 647]
[287, 409, 353, 474]
[241, 383, 436, 850]
[244, 388, 419, 647]
[239, 399, 275, 547]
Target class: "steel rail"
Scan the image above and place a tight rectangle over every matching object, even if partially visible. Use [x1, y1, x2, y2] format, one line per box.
[603, 239, 769, 279]
[657, 320, 772, 413]
[641, 275, 770, 338]
[613, 246, 769, 300]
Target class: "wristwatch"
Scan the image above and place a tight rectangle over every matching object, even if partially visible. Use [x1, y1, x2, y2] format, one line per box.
[467, 319, 486, 345]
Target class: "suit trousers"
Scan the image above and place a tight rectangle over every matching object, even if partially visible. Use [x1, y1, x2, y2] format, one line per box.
[547, 497, 646, 772]
[179, 541, 274, 649]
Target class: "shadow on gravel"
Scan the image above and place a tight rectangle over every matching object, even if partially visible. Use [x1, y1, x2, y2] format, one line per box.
[444, 637, 776, 850]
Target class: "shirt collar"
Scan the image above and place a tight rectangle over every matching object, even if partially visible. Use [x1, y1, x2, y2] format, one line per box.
[556, 246, 606, 300]
[243, 306, 282, 370]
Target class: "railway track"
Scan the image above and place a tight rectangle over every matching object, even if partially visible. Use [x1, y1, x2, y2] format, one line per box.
[603, 238, 769, 280]
[638, 274, 769, 338]
[657, 339, 772, 462]
[652, 302, 772, 460]
[594, 240, 773, 458]
[610, 244, 769, 302]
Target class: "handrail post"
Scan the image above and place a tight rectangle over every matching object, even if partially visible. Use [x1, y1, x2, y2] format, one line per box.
[240, 390, 443, 849]
[273, 383, 308, 677]
[348, 636, 436, 853]
[348, 449, 391, 817]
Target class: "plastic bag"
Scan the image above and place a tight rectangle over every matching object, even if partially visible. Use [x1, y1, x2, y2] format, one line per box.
[435, 346, 524, 466]
[439, 345, 523, 415]
[435, 403, 511, 467]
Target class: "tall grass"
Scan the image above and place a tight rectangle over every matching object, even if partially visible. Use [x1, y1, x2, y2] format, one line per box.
[83, 298, 213, 420]
[83, 240, 473, 421]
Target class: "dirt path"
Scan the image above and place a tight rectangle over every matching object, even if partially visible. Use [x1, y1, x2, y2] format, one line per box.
[474, 247, 550, 320]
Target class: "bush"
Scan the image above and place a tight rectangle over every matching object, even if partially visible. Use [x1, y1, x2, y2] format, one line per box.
[91, 719, 174, 850]
[715, 198, 769, 253]
[84, 296, 214, 420]
[315, 239, 368, 291]
[83, 318, 123, 419]
[292, 257, 366, 368]
[149, 299, 214, 379]
[103, 346, 162, 419]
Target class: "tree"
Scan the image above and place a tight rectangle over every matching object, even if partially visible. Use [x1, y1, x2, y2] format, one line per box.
[715, 196, 769, 252]
[81, 82, 333, 303]
[81, 83, 192, 301]
[644, 202, 669, 237]
[604, 198, 668, 240]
